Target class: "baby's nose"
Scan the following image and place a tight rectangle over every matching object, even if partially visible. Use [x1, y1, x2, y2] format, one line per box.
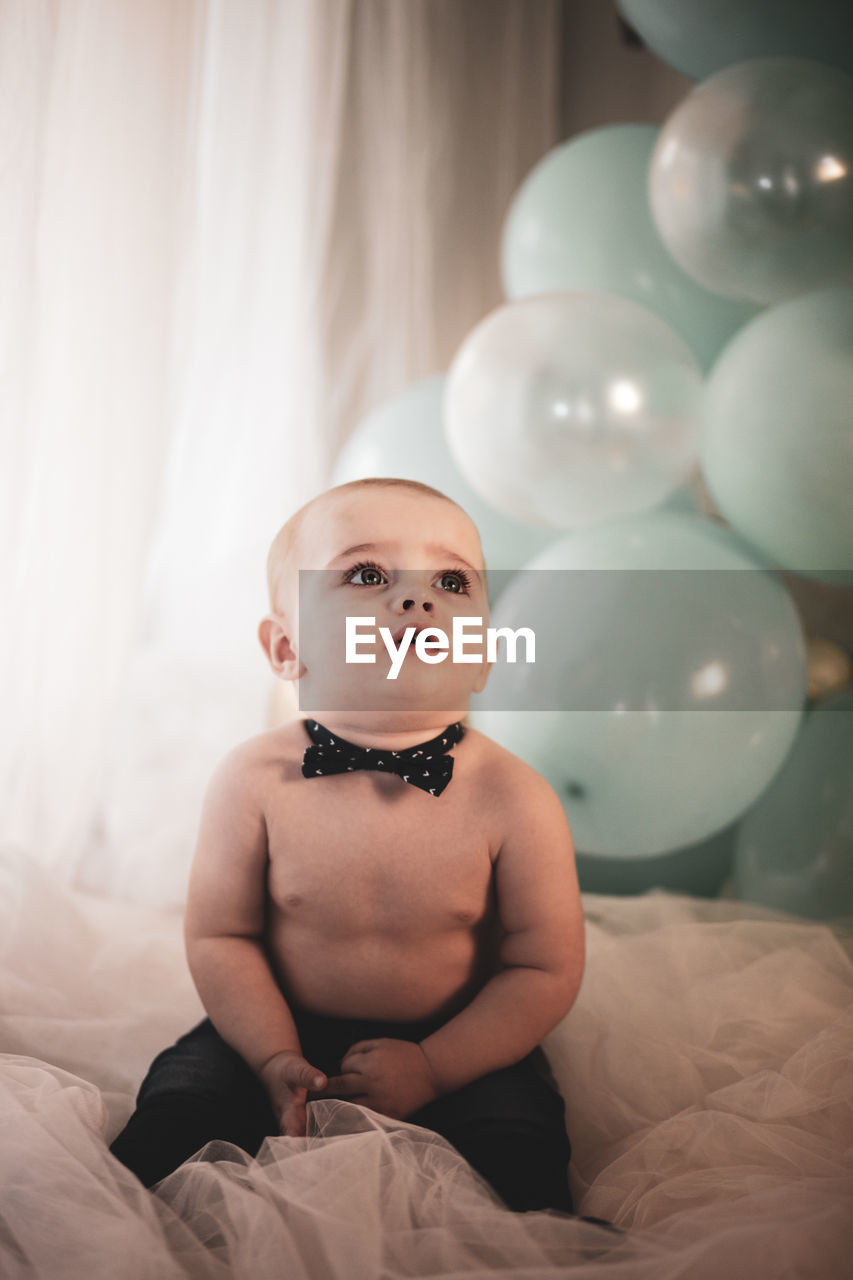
[390, 571, 433, 612]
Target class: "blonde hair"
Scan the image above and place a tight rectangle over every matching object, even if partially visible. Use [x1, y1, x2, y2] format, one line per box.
[265, 477, 470, 616]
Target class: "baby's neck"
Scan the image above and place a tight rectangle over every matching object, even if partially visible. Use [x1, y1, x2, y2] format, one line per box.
[301, 710, 467, 752]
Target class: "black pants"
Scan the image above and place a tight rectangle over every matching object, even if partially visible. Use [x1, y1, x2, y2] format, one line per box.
[110, 1010, 574, 1214]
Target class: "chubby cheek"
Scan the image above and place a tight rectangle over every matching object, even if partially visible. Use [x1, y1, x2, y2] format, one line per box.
[297, 596, 348, 666]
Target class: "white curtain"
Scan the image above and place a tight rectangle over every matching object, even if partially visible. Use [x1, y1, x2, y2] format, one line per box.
[1, 0, 565, 905]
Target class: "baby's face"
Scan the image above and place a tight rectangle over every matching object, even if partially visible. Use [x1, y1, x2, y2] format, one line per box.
[291, 488, 491, 714]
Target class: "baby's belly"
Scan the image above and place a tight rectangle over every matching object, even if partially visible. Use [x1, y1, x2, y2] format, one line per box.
[266, 919, 499, 1023]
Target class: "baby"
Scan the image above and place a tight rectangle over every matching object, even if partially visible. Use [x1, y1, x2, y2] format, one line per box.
[110, 477, 585, 1214]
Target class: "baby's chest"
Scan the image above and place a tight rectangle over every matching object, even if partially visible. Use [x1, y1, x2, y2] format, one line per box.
[265, 785, 496, 926]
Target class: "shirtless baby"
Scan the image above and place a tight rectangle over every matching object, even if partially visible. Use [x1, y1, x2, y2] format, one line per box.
[110, 477, 586, 1214]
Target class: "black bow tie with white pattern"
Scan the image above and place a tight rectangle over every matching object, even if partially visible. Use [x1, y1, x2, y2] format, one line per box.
[301, 718, 465, 796]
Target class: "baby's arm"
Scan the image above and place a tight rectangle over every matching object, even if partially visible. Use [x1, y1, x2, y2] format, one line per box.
[183, 747, 326, 1135]
[416, 764, 584, 1095]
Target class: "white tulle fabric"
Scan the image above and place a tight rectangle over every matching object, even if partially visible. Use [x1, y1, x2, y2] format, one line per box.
[2, 845, 851, 1280]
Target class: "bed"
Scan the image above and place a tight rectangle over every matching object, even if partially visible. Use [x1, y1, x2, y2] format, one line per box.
[1, 843, 850, 1279]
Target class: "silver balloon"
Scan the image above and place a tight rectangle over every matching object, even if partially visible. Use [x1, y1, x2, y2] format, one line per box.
[650, 58, 853, 305]
[444, 292, 702, 531]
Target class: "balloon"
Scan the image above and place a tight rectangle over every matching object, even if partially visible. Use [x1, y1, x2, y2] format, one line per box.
[470, 512, 806, 857]
[501, 124, 758, 370]
[331, 375, 556, 588]
[653, 478, 703, 517]
[444, 292, 702, 531]
[649, 58, 853, 305]
[576, 821, 737, 899]
[700, 287, 853, 582]
[616, 0, 853, 82]
[732, 688, 853, 919]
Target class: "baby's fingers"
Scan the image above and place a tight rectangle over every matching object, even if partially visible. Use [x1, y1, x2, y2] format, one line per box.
[281, 1101, 307, 1137]
[282, 1057, 327, 1091]
[313, 1071, 367, 1099]
[278, 1084, 311, 1137]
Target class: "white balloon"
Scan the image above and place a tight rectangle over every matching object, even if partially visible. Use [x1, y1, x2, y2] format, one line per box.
[444, 292, 702, 531]
[331, 374, 556, 580]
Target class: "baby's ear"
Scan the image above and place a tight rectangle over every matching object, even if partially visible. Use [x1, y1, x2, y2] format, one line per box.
[472, 656, 493, 694]
[258, 615, 306, 681]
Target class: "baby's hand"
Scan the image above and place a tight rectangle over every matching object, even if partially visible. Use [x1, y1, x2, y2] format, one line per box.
[314, 1039, 440, 1120]
[257, 1050, 327, 1137]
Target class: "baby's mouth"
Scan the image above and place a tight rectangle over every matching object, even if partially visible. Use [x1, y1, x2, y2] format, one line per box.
[391, 623, 430, 647]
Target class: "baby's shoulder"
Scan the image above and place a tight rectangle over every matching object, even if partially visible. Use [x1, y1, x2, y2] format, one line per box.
[461, 726, 559, 806]
[462, 729, 571, 850]
[215, 721, 307, 785]
[235, 719, 307, 756]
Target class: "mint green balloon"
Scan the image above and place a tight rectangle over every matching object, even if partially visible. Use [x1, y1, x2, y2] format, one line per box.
[471, 513, 806, 857]
[331, 375, 556, 581]
[701, 287, 853, 582]
[650, 59, 853, 305]
[617, 0, 853, 81]
[576, 821, 736, 898]
[653, 478, 703, 516]
[733, 688, 853, 919]
[502, 124, 758, 370]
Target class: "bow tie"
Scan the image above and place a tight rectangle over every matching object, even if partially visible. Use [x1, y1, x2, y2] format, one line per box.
[301, 719, 465, 796]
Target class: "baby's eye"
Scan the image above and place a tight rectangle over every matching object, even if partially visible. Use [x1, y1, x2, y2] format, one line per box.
[437, 570, 472, 594]
[345, 562, 387, 586]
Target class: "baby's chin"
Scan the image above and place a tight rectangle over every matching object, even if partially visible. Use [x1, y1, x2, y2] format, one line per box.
[298, 663, 476, 717]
